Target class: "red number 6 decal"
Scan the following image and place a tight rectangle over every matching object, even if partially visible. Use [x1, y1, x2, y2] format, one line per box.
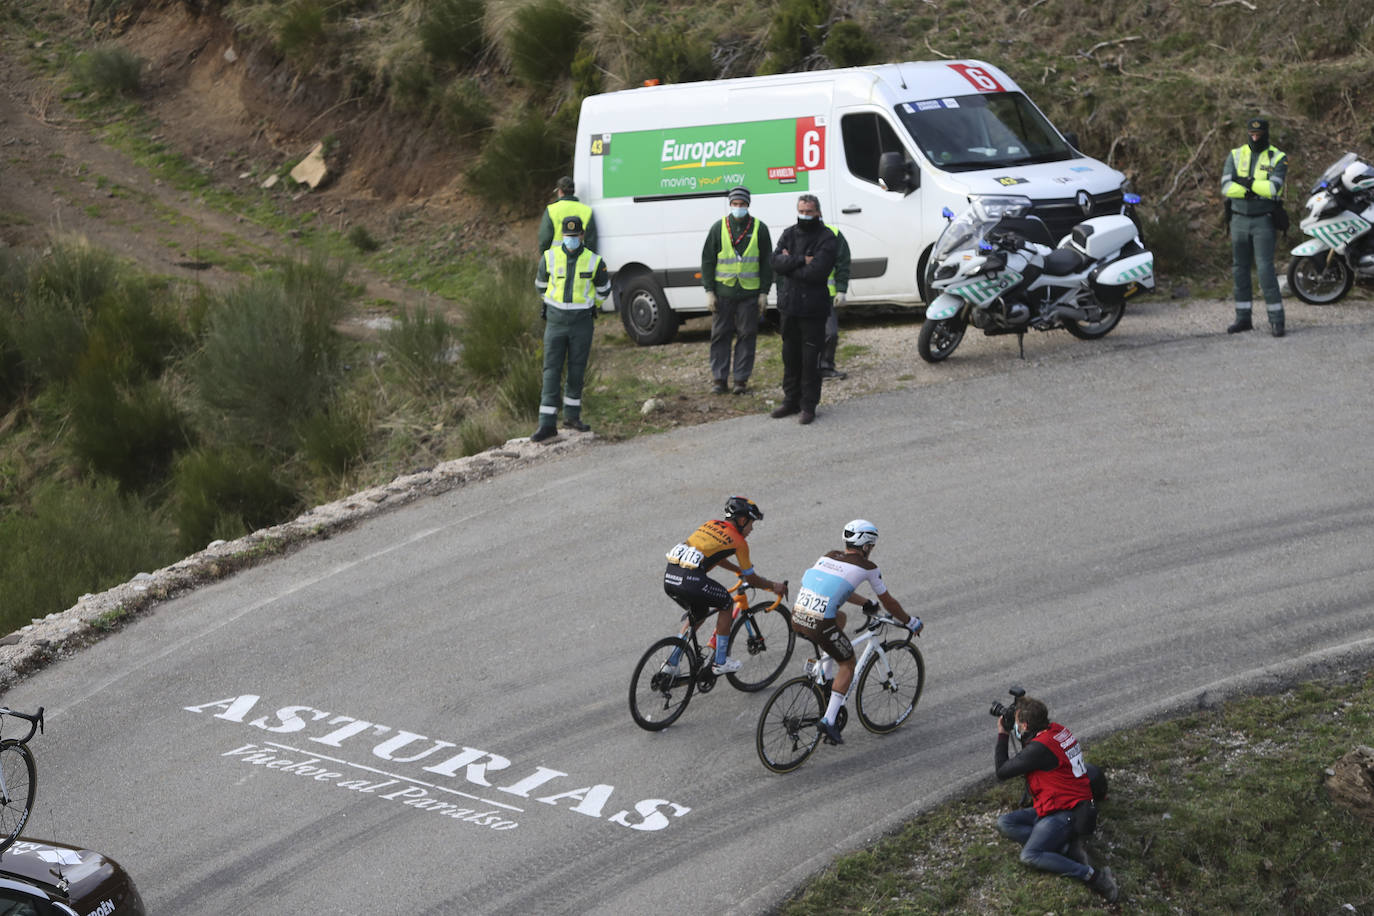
[795, 117, 826, 172]
[948, 63, 1005, 93]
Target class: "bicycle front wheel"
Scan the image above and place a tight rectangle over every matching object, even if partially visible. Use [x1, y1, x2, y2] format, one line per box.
[756, 677, 824, 773]
[629, 637, 696, 731]
[0, 741, 36, 854]
[855, 641, 926, 734]
[726, 603, 796, 693]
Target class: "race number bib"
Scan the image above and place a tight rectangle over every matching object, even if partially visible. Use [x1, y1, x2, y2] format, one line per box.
[792, 587, 830, 626]
[1054, 727, 1088, 777]
[666, 543, 705, 569]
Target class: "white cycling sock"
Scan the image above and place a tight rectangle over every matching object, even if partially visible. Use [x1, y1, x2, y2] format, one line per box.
[824, 690, 846, 725]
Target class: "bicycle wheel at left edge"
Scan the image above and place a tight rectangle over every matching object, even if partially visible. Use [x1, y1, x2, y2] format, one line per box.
[0, 740, 37, 854]
[854, 640, 926, 734]
[629, 637, 697, 731]
[726, 603, 796, 692]
[756, 677, 824, 773]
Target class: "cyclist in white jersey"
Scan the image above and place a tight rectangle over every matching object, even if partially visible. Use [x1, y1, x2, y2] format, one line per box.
[791, 519, 922, 745]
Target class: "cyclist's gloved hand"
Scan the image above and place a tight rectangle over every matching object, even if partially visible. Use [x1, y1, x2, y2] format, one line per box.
[862, 599, 880, 615]
[906, 616, 923, 635]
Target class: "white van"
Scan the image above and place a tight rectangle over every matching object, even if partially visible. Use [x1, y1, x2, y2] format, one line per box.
[573, 59, 1131, 345]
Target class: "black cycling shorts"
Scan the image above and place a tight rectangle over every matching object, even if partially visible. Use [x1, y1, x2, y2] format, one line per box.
[663, 564, 732, 625]
[791, 617, 855, 662]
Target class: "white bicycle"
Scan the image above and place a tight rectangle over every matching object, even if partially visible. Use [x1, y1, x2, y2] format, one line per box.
[755, 612, 925, 773]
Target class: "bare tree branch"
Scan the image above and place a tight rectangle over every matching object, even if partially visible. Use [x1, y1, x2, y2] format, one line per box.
[1158, 124, 1220, 208]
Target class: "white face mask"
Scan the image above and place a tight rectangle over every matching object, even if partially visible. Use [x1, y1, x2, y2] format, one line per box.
[730, 207, 749, 219]
[562, 236, 582, 252]
[1014, 722, 1026, 741]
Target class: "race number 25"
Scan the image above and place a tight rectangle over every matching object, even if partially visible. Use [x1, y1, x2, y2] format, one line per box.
[795, 117, 826, 172]
[948, 64, 1006, 93]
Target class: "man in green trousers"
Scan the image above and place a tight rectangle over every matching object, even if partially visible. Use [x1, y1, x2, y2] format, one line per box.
[1222, 117, 1288, 337]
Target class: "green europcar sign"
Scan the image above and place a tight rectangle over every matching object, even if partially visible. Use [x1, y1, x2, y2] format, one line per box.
[591, 116, 826, 199]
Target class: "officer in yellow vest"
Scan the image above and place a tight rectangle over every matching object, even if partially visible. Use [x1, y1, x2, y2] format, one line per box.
[821, 216, 852, 380]
[701, 186, 773, 395]
[538, 176, 597, 253]
[531, 215, 611, 442]
[1222, 118, 1288, 336]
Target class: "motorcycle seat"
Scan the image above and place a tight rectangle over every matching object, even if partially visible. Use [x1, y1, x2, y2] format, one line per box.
[1043, 247, 1091, 276]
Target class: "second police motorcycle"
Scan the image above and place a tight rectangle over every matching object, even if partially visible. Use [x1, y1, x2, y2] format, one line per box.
[1286, 151, 1374, 304]
[918, 194, 1155, 362]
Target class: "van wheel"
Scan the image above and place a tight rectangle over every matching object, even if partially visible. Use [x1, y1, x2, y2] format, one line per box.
[618, 272, 679, 346]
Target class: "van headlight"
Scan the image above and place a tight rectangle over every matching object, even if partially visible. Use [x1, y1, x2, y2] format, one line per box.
[970, 195, 1032, 220]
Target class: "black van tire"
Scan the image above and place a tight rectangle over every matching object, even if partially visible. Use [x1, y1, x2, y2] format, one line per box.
[618, 271, 679, 346]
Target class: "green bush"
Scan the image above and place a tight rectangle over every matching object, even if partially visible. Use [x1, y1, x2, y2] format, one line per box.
[420, 0, 487, 66]
[0, 478, 177, 632]
[388, 49, 436, 113]
[459, 257, 541, 382]
[634, 29, 714, 85]
[191, 254, 350, 450]
[277, 1, 327, 61]
[346, 225, 381, 253]
[86, 278, 189, 383]
[29, 236, 119, 312]
[571, 46, 602, 98]
[67, 364, 191, 491]
[823, 21, 877, 68]
[458, 411, 507, 456]
[172, 447, 300, 553]
[0, 318, 22, 412]
[297, 400, 369, 477]
[508, 0, 588, 89]
[496, 341, 544, 420]
[10, 288, 86, 388]
[437, 78, 494, 139]
[71, 44, 143, 97]
[382, 305, 459, 393]
[766, 0, 831, 72]
[467, 105, 569, 206]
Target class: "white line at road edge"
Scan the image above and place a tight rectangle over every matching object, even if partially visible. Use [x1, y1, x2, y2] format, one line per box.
[262, 741, 523, 812]
[734, 632, 1374, 915]
[46, 468, 599, 718]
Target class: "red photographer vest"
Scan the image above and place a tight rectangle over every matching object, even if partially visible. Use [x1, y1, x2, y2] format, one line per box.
[1027, 722, 1094, 816]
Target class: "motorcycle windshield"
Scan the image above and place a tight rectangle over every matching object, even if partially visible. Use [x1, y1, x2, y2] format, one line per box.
[1314, 152, 1359, 193]
[894, 92, 1074, 172]
[932, 196, 1031, 262]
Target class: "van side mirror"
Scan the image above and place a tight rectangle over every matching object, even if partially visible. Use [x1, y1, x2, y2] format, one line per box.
[1063, 130, 1080, 151]
[878, 152, 919, 195]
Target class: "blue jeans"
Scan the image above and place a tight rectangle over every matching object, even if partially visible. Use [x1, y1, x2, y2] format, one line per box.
[996, 807, 1092, 880]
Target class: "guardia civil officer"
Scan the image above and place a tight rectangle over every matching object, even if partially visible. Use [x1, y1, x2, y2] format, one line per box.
[538, 176, 597, 253]
[1222, 118, 1288, 336]
[531, 215, 610, 442]
[701, 186, 773, 395]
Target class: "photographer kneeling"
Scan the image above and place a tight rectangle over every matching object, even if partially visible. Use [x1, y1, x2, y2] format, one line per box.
[994, 696, 1119, 903]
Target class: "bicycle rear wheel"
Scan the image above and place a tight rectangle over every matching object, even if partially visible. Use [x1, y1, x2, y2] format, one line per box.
[0, 740, 36, 854]
[726, 604, 796, 693]
[629, 637, 697, 731]
[855, 641, 925, 734]
[756, 677, 824, 773]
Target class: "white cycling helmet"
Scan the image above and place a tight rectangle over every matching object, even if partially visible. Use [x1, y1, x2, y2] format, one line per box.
[843, 519, 878, 549]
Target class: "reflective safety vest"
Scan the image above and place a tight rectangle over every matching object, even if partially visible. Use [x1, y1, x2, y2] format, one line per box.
[546, 199, 593, 245]
[716, 217, 761, 291]
[826, 222, 842, 296]
[1225, 145, 1286, 201]
[542, 245, 603, 309]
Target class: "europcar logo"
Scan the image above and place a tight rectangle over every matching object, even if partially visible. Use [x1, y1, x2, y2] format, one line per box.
[660, 137, 748, 169]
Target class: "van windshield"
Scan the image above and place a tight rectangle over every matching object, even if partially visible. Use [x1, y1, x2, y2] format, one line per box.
[894, 93, 1074, 172]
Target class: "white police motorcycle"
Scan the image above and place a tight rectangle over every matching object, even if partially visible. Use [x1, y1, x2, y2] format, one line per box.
[919, 195, 1154, 363]
[1287, 152, 1374, 304]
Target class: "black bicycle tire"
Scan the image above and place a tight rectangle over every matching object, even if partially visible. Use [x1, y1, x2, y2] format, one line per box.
[0, 740, 36, 855]
[854, 640, 926, 734]
[726, 603, 797, 693]
[755, 677, 824, 773]
[628, 636, 697, 731]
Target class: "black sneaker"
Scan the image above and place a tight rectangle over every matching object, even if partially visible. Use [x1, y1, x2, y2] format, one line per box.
[770, 403, 800, 419]
[712, 381, 728, 394]
[529, 426, 558, 443]
[563, 418, 591, 432]
[732, 383, 748, 395]
[818, 718, 844, 745]
[1087, 866, 1119, 903]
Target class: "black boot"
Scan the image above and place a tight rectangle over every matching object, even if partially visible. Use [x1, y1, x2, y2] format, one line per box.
[1269, 312, 1285, 337]
[1227, 309, 1252, 334]
[819, 337, 847, 380]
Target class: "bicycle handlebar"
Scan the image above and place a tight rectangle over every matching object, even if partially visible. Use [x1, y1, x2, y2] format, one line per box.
[0, 707, 44, 744]
[729, 577, 789, 611]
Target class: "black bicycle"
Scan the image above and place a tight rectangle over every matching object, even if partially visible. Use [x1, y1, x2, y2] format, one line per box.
[629, 579, 794, 731]
[0, 707, 43, 855]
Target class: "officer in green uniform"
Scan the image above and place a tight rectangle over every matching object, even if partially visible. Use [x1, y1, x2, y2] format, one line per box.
[701, 186, 773, 395]
[1222, 118, 1288, 337]
[531, 215, 611, 443]
[821, 217, 852, 380]
[538, 176, 597, 253]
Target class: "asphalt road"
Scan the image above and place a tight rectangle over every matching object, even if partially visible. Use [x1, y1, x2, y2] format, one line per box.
[7, 318, 1374, 915]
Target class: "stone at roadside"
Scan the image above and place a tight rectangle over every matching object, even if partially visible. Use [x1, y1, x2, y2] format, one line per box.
[290, 142, 329, 189]
[1326, 745, 1374, 824]
[261, 174, 279, 189]
[641, 398, 660, 415]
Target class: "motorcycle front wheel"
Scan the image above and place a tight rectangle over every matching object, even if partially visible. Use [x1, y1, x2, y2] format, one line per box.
[1287, 254, 1353, 305]
[917, 313, 968, 363]
[1062, 298, 1126, 340]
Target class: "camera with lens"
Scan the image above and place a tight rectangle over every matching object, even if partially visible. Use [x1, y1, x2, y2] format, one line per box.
[988, 685, 1026, 729]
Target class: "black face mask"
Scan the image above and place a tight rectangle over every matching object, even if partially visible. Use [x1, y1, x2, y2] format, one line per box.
[796, 216, 820, 230]
[1248, 131, 1269, 153]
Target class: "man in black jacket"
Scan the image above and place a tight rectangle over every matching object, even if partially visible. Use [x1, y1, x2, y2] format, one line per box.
[769, 195, 838, 425]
